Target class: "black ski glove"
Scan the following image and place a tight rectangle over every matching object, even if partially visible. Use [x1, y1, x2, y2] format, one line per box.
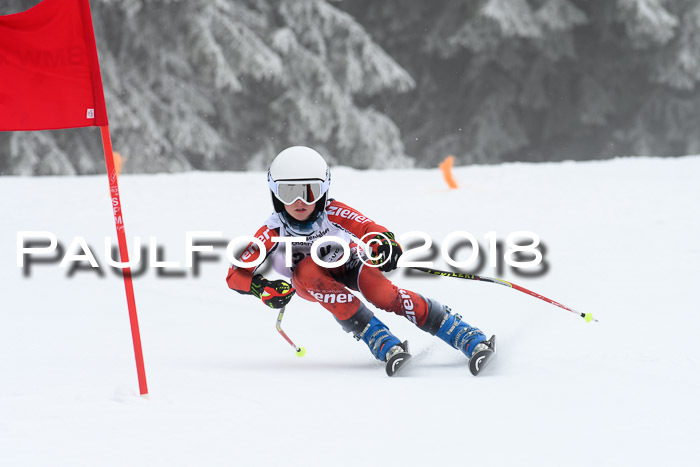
[250, 274, 295, 309]
[370, 232, 403, 272]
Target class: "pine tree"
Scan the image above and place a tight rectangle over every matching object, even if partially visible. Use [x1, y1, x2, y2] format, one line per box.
[342, 0, 700, 165]
[0, 0, 415, 175]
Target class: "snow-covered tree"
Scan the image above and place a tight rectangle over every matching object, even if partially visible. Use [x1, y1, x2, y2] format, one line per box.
[3, 0, 700, 174]
[0, 0, 415, 175]
[342, 0, 700, 165]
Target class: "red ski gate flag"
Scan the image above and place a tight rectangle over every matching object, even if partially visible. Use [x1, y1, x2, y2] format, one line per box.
[1, 0, 148, 396]
[0, 0, 108, 130]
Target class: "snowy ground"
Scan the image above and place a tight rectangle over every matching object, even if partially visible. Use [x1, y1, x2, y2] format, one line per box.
[1, 156, 699, 467]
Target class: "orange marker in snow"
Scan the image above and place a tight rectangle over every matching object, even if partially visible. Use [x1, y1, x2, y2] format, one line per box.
[439, 155, 458, 189]
[113, 151, 124, 176]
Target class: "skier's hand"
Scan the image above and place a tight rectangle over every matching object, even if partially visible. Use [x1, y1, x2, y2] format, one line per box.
[250, 274, 296, 308]
[370, 232, 402, 272]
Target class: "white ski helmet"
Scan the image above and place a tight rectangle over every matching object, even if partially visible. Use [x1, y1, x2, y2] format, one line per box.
[268, 146, 331, 217]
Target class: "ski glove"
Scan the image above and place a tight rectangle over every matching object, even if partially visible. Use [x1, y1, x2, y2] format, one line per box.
[250, 274, 296, 309]
[370, 232, 403, 272]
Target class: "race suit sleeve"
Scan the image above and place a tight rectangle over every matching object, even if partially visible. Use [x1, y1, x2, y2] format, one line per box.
[325, 199, 390, 240]
[226, 225, 279, 294]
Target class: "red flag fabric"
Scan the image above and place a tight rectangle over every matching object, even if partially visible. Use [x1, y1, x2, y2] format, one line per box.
[0, 0, 108, 131]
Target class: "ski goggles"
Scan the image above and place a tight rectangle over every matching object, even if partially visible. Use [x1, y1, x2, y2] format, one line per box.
[269, 177, 330, 205]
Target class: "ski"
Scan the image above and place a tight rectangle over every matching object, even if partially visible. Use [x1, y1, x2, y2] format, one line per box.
[385, 340, 412, 376]
[469, 335, 497, 376]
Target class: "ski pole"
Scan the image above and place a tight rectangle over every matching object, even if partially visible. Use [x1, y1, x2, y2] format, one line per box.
[276, 306, 306, 356]
[411, 267, 597, 323]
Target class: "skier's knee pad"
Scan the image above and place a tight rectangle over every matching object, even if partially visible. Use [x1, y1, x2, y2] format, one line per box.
[336, 302, 374, 335]
[419, 297, 448, 335]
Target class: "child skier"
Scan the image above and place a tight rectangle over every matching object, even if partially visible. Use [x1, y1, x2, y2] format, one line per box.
[226, 146, 495, 376]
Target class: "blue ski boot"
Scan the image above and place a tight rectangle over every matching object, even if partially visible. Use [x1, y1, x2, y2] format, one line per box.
[356, 316, 403, 361]
[336, 304, 412, 376]
[420, 298, 488, 360]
